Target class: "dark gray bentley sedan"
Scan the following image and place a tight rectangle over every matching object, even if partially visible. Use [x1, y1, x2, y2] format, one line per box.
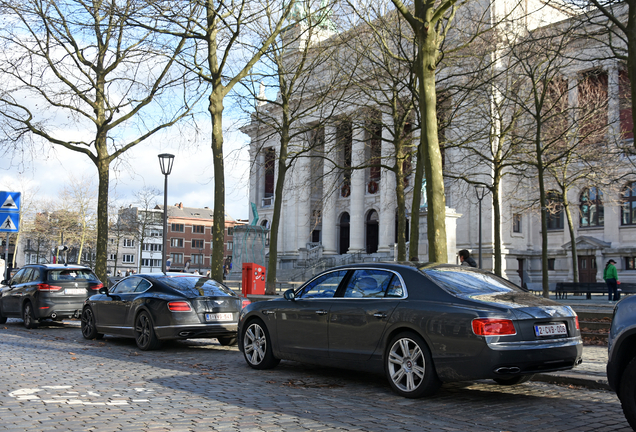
[238, 263, 583, 398]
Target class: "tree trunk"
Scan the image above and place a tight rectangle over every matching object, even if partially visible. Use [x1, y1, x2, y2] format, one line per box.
[409, 138, 424, 261]
[563, 191, 579, 283]
[395, 141, 407, 261]
[492, 175, 502, 276]
[628, 10, 636, 151]
[418, 39, 447, 263]
[266, 140, 289, 295]
[209, 93, 226, 282]
[536, 146, 549, 298]
[95, 156, 110, 283]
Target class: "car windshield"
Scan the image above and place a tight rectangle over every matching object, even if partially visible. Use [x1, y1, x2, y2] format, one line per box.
[421, 267, 525, 296]
[156, 276, 237, 297]
[48, 269, 100, 282]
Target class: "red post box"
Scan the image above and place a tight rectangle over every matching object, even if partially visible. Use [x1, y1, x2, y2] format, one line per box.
[242, 262, 266, 296]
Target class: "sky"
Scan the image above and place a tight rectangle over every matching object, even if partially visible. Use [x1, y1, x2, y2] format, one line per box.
[0, 126, 253, 221]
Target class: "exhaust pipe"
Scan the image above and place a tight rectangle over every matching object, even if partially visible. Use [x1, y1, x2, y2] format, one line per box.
[179, 331, 193, 337]
[494, 366, 521, 374]
[51, 313, 57, 319]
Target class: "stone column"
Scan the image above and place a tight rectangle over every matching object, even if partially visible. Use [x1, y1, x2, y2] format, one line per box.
[322, 125, 338, 255]
[295, 148, 312, 252]
[349, 123, 365, 253]
[607, 62, 620, 142]
[378, 113, 396, 253]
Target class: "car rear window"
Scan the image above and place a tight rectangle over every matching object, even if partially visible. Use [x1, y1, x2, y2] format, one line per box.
[48, 269, 100, 282]
[157, 276, 237, 297]
[421, 267, 525, 296]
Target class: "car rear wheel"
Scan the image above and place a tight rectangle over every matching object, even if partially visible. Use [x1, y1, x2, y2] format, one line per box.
[81, 307, 103, 340]
[217, 336, 237, 346]
[134, 311, 160, 351]
[619, 357, 636, 429]
[385, 332, 441, 398]
[22, 302, 38, 329]
[242, 319, 280, 369]
[493, 374, 534, 385]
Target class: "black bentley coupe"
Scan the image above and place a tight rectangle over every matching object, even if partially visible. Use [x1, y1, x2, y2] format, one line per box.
[82, 273, 248, 350]
[238, 263, 583, 398]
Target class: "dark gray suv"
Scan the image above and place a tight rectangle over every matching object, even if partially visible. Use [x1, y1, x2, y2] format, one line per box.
[0, 264, 103, 328]
[607, 295, 636, 429]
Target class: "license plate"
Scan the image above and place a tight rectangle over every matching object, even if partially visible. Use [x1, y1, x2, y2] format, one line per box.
[65, 288, 85, 295]
[534, 323, 567, 337]
[205, 313, 234, 322]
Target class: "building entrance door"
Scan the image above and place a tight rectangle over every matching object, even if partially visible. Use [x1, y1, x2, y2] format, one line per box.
[578, 255, 597, 283]
[366, 210, 378, 254]
[339, 213, 350, 255]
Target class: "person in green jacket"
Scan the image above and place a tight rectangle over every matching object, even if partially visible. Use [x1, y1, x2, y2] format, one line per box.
[603, 259, 619, 302]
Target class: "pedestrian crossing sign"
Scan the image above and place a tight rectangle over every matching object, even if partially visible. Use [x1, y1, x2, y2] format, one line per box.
[0, 212, 19, 232]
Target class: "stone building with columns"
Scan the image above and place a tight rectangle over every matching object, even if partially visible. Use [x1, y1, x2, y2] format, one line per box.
[242, 4, 636, 285]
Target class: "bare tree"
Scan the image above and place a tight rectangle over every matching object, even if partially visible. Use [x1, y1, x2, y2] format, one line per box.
[0, 0, 199, 282]
[134, 0, 294, 280]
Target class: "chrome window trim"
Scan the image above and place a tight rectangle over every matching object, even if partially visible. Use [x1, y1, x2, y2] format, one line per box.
[486, 336, 582, 351]
[295, 267, 408, 300]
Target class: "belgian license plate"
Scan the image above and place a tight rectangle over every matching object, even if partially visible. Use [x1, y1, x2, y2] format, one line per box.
[205, 313, 233, 322]
[534, 323, 567, 337]
[65, 288, 85, 295]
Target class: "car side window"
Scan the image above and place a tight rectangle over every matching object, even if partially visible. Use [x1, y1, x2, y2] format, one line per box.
[29, 269, 41, 282]
[297, 271, 347, 299]
[111, 277, 140, 294]
[386, 276, 405, 297]
[135, 279, 151, 293]
[10, 268, 27, 285]
[344, 270, 396, 298]
[19, 269, 34, 284]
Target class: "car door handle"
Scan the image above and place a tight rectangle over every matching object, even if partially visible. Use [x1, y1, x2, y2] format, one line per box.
[315, 310, 328, 315]
[261, 310, 275, 315]
[373, 312, 387, 319]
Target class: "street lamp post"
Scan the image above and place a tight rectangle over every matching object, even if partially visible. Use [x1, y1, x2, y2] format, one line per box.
[158, 153, 175, 274]
[475, 186, 488, 269]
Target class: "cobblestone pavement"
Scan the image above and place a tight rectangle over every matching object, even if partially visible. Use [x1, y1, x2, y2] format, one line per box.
[0, 318, 631, 432]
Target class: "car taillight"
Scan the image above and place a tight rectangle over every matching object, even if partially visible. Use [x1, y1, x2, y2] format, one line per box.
[575, 316, 580, 330]
[241, 299, 251, 309]
[168, 301, 191, 312]
[472, 318, 516, 336]
[37, 283, 62, 291]
[90, 283, 104, 290]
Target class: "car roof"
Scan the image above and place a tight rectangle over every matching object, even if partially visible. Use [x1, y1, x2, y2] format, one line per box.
[23, 264, 92, 270]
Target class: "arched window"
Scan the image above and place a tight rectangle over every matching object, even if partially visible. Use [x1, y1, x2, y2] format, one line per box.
[546, 191, 564, 230]
[622, 182, 636, 225]
[580, 187, 604, 227]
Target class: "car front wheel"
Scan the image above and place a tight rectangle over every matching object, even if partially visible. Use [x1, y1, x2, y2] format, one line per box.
[242, 319, 280, 369]
[23, 302, 38, 329]
[134, 311, 160, 351]
[619, 357, 636, 429]
[81, 307, 103, 340]
[385, 332, 441, 398]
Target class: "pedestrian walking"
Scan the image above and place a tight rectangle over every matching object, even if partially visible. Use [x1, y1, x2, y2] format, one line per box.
[458, 249, 477, 268]
[604, 259, 619, 302]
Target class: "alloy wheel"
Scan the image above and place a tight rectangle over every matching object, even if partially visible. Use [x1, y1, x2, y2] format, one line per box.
[243, 323, 266, 365]
[81, 309, 95, 338]
[387, 337, 425, 393]
[135, 314, 151, 348]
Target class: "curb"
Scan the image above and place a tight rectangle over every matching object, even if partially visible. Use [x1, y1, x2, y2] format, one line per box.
[533, 372, 610, 390]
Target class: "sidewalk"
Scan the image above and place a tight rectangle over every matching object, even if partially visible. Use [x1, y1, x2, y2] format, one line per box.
[532, 295, 614, 390]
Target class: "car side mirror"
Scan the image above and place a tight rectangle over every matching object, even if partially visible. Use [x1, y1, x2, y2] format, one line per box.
[98, 287, 108, 295]
[1, 280, 7, 285]
[283, 289, 296, 301]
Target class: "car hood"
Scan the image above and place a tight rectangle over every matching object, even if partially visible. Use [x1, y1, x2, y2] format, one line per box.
[459, 292, 576, 318]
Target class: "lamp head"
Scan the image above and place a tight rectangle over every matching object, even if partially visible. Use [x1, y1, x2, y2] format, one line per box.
[158, 153, 175, 175]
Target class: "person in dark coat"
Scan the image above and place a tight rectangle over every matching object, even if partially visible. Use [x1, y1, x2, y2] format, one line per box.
[458, 249, 477, 267]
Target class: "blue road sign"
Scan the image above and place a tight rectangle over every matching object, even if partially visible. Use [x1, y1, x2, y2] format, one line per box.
[0, 191, 20, 212]
[0, 212, 19, 232]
